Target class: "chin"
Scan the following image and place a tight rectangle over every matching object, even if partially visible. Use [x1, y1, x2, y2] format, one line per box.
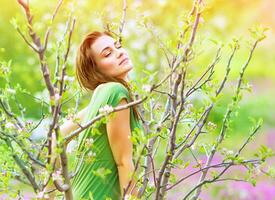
[122, 64, 133, 72]
[116, 70, 132, 80]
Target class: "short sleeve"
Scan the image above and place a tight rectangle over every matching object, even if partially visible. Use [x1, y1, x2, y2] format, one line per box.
[77, 82, 131, 149]
[108, 82, 130, 107]
[86, 82, 131, 118]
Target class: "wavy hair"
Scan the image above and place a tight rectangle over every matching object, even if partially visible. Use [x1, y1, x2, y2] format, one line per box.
[75, 31, 139, 120]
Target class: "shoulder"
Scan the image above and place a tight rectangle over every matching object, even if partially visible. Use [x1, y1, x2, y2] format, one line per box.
[95, 82, 129, 95]
[91, 82, 130, 105]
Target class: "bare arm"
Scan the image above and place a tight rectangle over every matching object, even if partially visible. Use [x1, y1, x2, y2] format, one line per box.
[46, 107, 88, 197]
[60, 107, 88, 143]
[106, 99, 138, 197]
[51, 106, 88, 165]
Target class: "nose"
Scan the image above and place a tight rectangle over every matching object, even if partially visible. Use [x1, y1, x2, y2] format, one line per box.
[115, 49, 123, 58]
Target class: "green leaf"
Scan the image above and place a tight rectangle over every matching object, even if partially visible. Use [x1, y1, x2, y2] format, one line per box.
[250, 178, 257, 187]
[170, 173, 177, 184]
[267, 167, 275, 178]
[10, 18, 18, 29]
[182, 160, 190, 169]
[91, 128, 102, 136]
[248, 25, 269, 42]
[92, 167, 112, 180]
[257, 118, 263, 127]
[172, 158, 183, 166]
[210, 170, 218, 179]
[89, 192, 94, 200]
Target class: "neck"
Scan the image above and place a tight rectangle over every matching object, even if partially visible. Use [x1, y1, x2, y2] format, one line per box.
[118, 73, 130, 83]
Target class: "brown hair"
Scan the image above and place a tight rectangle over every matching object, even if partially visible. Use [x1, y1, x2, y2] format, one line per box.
[75, 31, 139, 120]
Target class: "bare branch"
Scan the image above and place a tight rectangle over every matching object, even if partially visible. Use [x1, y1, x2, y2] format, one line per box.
[235, 124, 261, 157]
[17, 0, 55, 107]
[185, 47, 222, 97]
[16, 27, 39, 52]
[216, 45, 238, 95]
[191, 39, 261, 200]
[43, 28, 51, 52]
[65, 98, 147, 143]
[166, 159, 261, 192]
[152, 89, 174, 99]
[63, 18, 76, 64]
[118, 0, 127, 43]
[155, 73, 183, 198]
[175, 104, 212, 158]
[122, 145, 144, 199]
[143, 22, 174, 67]
[0, 131, 45, 168]
[51, 0, 63, 22]
[54, 180, 70, 192]
[0, 99, 25, 130]
[1, 136, 41, 192]
[185, 163, 233, 200]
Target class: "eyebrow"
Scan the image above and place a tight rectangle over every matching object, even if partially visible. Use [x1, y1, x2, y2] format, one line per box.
[100, 41, 119, 55]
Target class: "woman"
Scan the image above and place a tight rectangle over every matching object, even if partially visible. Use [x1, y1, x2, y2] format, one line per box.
[60, 31, 143, 200]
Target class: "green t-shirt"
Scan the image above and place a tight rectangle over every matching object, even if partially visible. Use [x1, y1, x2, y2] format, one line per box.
[72, 82, 143, 200]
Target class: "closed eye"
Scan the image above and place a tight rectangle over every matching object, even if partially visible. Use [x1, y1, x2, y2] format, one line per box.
[104, 51, 111, 57]
[102, 41, 122, 57]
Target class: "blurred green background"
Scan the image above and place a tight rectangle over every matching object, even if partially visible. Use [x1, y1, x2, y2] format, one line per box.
[0, 0, 274, 199]
[0, 0, 274, 139]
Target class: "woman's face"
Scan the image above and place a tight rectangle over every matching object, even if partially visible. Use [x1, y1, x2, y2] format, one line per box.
[90, 35, 133, 80]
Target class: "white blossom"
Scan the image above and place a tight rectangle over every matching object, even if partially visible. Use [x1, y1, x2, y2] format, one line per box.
[227, 150, 234, 155]
[37, 191, 49, 199]
[148, 181, 155, 188]
[255, 165, 262, 175]
[6, 88, 16, 95]
[85, 138, 94, 148]
[26, 120, 33, 126]
[124, 194, 133, 200]
[54, 93, 61, 104]
[55, 76, 61, 81]
[99, 105, 114, 115]
[87, 151, 96, 158]
[52, 170, 62, 182]
[222, 147, 228, 152]
[207, 121, 217, 129]
[64, 75, 75, 83]
[185, 103, 194, 114]
[5, 122, 15, 129]
[142, 85, 152, 93]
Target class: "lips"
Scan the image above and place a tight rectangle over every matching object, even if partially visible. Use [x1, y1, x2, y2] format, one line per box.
[119, 57, 129, 65]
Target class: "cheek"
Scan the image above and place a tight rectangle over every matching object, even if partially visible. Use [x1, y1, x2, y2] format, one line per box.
[97, 59, 117, 74]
